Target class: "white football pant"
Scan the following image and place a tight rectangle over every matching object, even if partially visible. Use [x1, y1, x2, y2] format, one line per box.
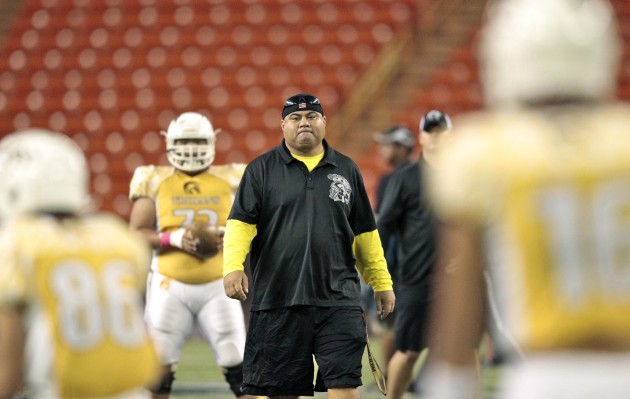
[501, 351, 630, 399]
[145, 271, 247, 367]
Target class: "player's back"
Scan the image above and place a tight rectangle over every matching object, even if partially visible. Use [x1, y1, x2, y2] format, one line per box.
[0, 213, 159, 398]
[432, 103, 630, 352]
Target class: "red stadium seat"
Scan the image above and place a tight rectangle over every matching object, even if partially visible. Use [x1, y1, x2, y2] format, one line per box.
[0, 0, 556, 218]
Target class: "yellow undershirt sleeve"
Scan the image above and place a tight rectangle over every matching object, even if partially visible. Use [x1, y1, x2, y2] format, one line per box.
[223, 219, 257, 276]
[353, 230, 394, 292]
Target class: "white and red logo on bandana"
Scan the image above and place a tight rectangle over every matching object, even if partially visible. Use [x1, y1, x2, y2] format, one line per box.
[298, 103, 306, 108]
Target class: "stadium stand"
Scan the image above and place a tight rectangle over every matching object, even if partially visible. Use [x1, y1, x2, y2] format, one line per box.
[343, 0, 630, 196]
[0, 0, 628, 215]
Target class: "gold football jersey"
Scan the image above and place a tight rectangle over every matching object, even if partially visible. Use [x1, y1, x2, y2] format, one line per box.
[129, 164, 246, 284]
[430, 104, 630, 351]
[0, 214, 158, 398]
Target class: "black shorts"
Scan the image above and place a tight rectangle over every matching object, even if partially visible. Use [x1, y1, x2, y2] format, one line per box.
[395, 285, 433, 352]
[241, 306, 366, 397]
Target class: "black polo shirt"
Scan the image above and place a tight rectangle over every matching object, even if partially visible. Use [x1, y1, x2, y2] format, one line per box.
[229, 139, 377, 311]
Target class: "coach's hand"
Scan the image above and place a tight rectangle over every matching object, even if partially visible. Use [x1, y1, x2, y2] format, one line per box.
[374, 290, 395, 319]
[224, 270, 249, 301]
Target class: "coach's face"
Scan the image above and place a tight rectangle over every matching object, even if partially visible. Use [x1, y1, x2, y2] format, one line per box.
[281, 111, 326, 156]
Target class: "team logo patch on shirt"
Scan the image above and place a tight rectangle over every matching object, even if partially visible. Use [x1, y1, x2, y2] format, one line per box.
[184, 181, 201, 194]
[328, 174, 351, 204]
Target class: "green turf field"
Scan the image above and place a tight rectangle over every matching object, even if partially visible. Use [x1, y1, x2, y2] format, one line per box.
[171, 337, 389, 399]
[170, 338, 503, 399]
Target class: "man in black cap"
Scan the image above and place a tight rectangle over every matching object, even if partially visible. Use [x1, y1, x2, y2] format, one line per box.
[223, 93, 395, 399]
[376, 110, 452, 399]
[373, 126, 416, 213]
[365, 125, 415, 378]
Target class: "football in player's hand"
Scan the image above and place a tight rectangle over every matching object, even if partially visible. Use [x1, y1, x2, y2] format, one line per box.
[185, 222, 220, 259]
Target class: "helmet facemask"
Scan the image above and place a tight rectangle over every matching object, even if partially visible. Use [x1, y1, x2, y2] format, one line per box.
[163, 112, 216, 173]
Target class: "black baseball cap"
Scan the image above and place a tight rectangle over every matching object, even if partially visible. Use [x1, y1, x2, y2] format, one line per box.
[420, 110, 452, 133]
[373, 126, 415, 148]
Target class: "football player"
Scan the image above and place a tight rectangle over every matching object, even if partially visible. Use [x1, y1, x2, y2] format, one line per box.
[129, 112, 255, 399]
[423, 1, 630, 399]
[0, 129, 159, 399]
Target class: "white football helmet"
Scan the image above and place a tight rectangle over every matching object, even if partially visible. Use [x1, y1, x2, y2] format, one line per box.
[0, 129, 89, 220]
[480, 0, 621, 107]
[163, 112, 216, 172]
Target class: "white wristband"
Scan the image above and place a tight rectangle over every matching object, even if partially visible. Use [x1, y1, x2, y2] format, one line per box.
[169, 228, 186, 249]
